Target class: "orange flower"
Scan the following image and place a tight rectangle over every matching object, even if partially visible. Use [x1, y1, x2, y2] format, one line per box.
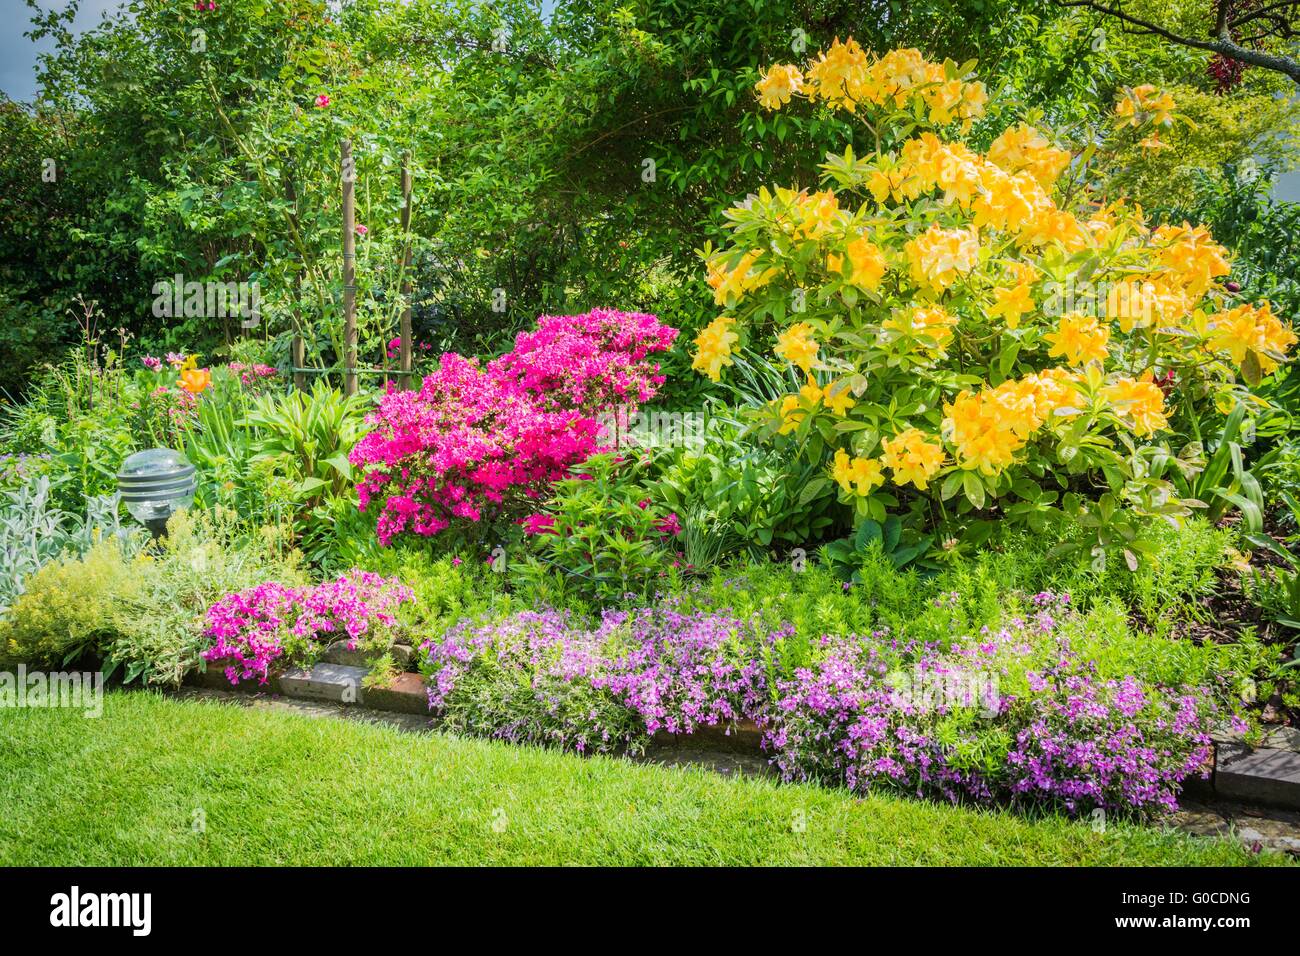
[179, 367, 212, 395]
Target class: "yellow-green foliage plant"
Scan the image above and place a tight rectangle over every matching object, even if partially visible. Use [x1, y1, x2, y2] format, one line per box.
[690, 40, 1298, 568]
[0, 539, 137, 668]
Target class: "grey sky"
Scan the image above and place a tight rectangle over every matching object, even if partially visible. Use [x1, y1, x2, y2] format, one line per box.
[1, 0, 121, 103]
[2, 0, 1297, 200]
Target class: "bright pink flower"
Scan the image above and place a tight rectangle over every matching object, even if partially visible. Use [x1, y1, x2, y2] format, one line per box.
[315, 93, 331, 108]
[522, 513, 556, 535]
[350, 310, 678, 545]
[654, 512, 682, 537]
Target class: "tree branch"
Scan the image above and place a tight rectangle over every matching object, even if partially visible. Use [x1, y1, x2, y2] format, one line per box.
[1055, 0, 1300, 83]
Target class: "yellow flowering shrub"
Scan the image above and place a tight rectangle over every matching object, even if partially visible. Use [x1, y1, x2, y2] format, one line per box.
[694, 40, 1298, 565]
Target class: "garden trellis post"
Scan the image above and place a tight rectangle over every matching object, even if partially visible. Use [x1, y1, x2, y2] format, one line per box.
[400, 151, 414, 389]
[285, 171, 306, 392]
[342, 139, 358, 396]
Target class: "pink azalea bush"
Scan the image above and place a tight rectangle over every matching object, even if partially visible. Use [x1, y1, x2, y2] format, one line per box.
[203, 570, 414, 685]
[488, 308, 676, 411]
[350, 309, 677, 545]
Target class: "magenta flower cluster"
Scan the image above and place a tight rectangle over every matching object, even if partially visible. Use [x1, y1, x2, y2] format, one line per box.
[227, 362, 279, 389]
[203, 570, 414, 686]
[350, 309, 677, 545]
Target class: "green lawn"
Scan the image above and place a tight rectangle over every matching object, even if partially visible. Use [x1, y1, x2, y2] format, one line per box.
[0, 690, 1285, 866]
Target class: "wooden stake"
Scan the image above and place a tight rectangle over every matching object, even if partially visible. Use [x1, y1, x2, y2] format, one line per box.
[292, 335, 305, 391]
[285, 172, 307, 392]
[399, 150, 413, 389]
[342, 138, 357, 396]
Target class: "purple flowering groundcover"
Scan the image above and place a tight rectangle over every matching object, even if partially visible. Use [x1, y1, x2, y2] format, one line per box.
[417, 592, 1221, 821]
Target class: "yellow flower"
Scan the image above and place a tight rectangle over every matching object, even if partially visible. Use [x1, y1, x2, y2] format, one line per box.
[1153, 223, 1231, 298]
[840, 236, 887, 290]
[972, 168, 1047, 233]
[884, 305, 959, 355]
[987, 123, 1071, 188]
[706, 249, 772, 306]
[942, 390, 1025, 476]
[832, 448, 884, 496]
[1103, 375, 1169, 437]
[691, 316, 739, 381]
[881, 427, 946, 490]
[774, 322, 819, 373]
[987, 282, 1034, 330]
[987, 378, 1046, 438]
[904, 223, 980, 291]
[1043, 312, 1110, 366]
[1022, 368, 1082, 422]
[776, 377, 824, 434]
[1018, 206, 1090, 252]
[903, 134, 984, 207]
[1105, 279, 1158, 333]
[756, 64, 804, 110]
[804, 37, 871, 111]
[1115, 85, 1176, 128]
[867, 158, 921, 205]
[923, 77, 965, 126]
[1208, 302, 1298, 375]
[179, 367, 212, 395]
[794, 189, 842, 240]
[824, 380, 856, 416]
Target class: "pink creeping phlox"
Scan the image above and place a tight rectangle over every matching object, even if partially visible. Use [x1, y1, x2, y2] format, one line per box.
[203, 571, 414, 685]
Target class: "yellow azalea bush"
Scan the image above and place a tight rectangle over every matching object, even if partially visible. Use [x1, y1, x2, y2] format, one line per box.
[692, 38, 1298, 566]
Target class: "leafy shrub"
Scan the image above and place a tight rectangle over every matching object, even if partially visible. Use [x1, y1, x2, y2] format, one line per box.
[514, 453, 682, 603]
[0, 476, 142, 614]
[1, 508, 306, 685]
[692, 40, 1297, 568]
[351, 309, 677, 546]
[245, 381, 368, 566]
[0, 539, 137, 668]
[652, 421, 838, 559]
[104, 510, 306, 686]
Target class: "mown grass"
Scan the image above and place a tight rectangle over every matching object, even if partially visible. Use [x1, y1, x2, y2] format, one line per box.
[0, 690, 1286, 866]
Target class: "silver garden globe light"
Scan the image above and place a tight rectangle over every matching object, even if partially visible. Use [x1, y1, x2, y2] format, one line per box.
[116, 448, 197, 537]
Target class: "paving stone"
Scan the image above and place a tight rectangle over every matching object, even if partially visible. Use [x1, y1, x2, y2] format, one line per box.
[361, 672, 430, 716]
[639, 745, 775, 779]
[1169, 802, 1232, 839]
[652, 718, 765, 753]
[1263, 726, 1300, 754]
[279, 663, 366, 705]
[1215, 743, 1300, 810]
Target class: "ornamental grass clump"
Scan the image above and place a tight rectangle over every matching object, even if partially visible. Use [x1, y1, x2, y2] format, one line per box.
[696, 39, 1297, 567]
[203, 570, 414, 685]
[350, 309, 677, 546]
